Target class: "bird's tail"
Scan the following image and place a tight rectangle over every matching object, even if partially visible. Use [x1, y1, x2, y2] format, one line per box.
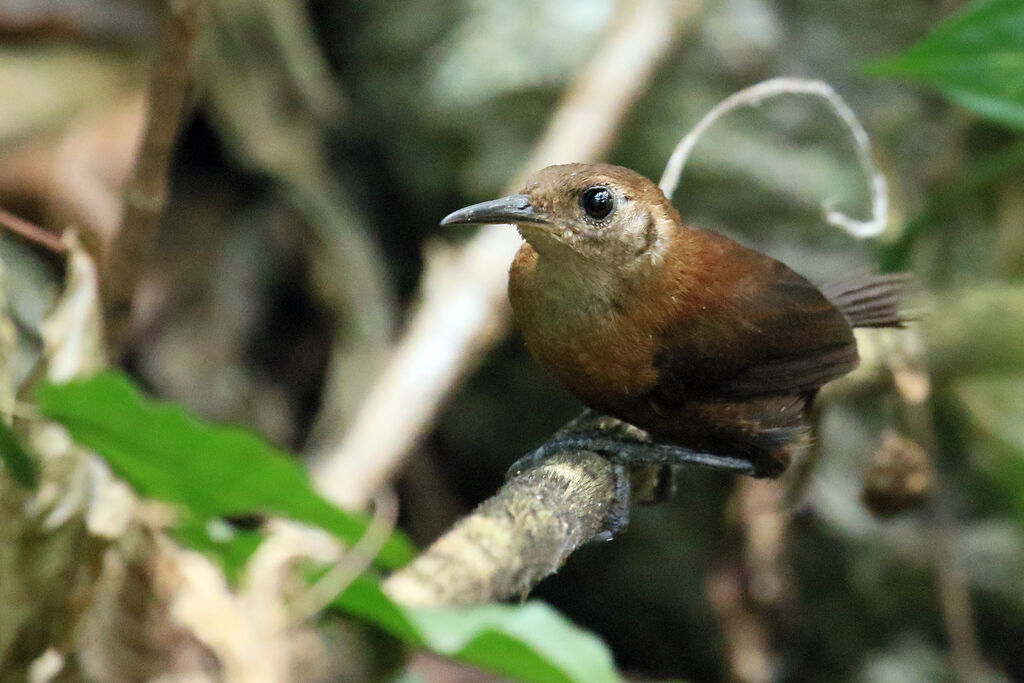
[820, 271, 914, 328]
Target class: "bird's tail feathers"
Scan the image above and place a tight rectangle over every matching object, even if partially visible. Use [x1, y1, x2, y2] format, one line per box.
[820, 270, 915, 328]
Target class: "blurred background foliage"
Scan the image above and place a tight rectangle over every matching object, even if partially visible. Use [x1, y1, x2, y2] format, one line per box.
[1, 0, 1023, 681]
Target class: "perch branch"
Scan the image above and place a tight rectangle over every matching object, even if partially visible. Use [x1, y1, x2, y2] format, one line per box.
[383, 450, 617, 607]
[100, 0, 209, 360]
[313, 0, 700, 508]
[383, 410, 675, 605]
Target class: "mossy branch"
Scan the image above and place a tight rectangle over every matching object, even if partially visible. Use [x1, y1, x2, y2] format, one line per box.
[382, 412, 672, 606]
[383, 449, 617, 606]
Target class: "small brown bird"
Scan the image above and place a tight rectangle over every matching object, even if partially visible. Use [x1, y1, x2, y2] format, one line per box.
[442, 163, 906, 484]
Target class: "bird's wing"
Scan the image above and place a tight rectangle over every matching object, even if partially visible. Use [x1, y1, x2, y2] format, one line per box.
[649, 233, 859, 404]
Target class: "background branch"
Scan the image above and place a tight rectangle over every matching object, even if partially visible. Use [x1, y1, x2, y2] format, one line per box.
[100, 0, 209, 360]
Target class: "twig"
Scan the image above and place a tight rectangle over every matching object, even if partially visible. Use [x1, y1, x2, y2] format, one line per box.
[885, 330, 988, 683]
[658, 77, 889, 239]
[383, 450, 617, 606]
[292, 488, 399, 622]
[100, 0, 209, 360]
[931, 524, 986, 683]
[0, 208, 67, 255]
[313, 0, 701, 508]
[706, 562, 775, 683]
[706, 475, 796, 683]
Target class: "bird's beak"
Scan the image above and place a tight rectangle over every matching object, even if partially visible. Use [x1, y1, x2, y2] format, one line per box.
[440, 194, 549, 228]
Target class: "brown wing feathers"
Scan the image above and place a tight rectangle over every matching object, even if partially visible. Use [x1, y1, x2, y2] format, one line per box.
[651, 233, 909, 403]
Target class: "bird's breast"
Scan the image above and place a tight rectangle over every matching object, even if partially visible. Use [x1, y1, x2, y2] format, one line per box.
[508, 246, 661, 410]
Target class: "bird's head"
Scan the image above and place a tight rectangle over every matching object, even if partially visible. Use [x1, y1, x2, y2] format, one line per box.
[441, 163, 682, 273]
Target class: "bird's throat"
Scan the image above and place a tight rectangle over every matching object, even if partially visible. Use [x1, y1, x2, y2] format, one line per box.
[510, 244, 625, 330]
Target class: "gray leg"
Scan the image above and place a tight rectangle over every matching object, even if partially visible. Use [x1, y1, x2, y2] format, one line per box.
[591, 463, 631, 542]
[508, 433, 755, 478]
[504, 412, 758, 540]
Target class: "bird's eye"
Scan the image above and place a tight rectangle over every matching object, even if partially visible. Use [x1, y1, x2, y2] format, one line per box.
[581, 187, 614, 220]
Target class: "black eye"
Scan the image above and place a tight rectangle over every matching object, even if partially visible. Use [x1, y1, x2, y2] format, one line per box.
[581, 186, 614, 220]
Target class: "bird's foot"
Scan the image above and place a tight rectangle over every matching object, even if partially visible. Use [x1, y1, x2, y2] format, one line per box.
[506, 432, 756, 541]
[508, 433, 756, 478]
[590, 464, 677, 540]
[591, 462, 631, 542]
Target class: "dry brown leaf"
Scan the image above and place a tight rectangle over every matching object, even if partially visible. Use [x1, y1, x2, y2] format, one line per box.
[40, 231, 106, 381]
[29, 232, 130, 537]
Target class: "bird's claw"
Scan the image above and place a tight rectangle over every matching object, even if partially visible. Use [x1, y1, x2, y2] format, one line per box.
[506, 432, 760, 541]
[508, 433, 756, 478]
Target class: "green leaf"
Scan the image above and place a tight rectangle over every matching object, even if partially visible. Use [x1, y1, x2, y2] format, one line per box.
[333, 577, 620, 683]
[956, 374, 1024, 453]
[333, 575, 424, 644]
[172, 514, 265, 584]
[866, 0, 1024, 129]
[0, 417, 37, 489]
[36, 371, 414, 568]
[955, 374, 1024, 522]
[410, 604, 619, 683]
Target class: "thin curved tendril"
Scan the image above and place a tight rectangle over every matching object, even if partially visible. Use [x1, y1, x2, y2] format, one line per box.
[658, 77, 889, 239]
[290, 487, 399, 622]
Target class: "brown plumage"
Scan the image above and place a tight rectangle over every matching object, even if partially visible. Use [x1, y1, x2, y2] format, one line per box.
[442, 163, 907, 477]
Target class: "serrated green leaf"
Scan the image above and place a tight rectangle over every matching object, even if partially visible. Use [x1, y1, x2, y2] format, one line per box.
[866, 0, 1024, 129]
[333, 578, 620, 683]
[0, 417, 37, 488]
[36, 371, 414, 568]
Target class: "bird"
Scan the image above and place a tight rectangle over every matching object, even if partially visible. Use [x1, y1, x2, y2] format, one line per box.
[441, 162, 907, 485]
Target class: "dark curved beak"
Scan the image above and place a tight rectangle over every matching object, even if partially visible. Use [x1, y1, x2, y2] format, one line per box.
[440, 194, 548, 227]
